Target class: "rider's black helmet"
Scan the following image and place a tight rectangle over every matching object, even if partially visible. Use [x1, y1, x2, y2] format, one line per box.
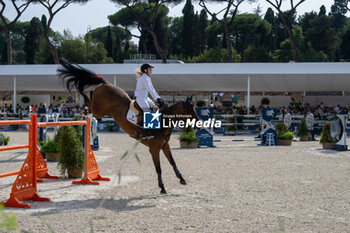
[141, 63, 154, 73]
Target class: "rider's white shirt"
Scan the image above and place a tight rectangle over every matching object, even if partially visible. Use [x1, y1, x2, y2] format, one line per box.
[134, 73, 160, 100]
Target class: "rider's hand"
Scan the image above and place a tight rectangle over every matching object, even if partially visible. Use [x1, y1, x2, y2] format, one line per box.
[157, 98, 168, 109]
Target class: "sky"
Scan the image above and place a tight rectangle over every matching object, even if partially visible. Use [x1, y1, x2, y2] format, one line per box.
[2, 0, 346, 42]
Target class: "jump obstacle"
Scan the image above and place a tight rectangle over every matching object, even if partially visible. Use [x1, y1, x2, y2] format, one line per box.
[0, 114, 110, 208]
[196, 107, 277, 147]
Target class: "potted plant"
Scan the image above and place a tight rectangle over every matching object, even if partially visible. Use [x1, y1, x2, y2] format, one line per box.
[179, 127, 199, 148]
[276, 122, 293, 146]
[57, 126, 84, 178]
[0, 134, 4, 146]
[41, 137, 60, 161]
[278, 131, 294, 145]
[320, 123, 336, 149]
[21, 96, 30, 104]
[106, 122, 114, 132]
[3, 136, 10, 146]
[297, 118, 311, 141]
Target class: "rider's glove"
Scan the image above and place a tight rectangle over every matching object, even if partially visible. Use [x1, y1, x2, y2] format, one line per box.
[157, 98, 168, 109]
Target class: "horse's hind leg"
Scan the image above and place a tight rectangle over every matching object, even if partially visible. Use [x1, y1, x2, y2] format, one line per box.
[150, 147, 167, 194]
[162, 142, 187, 185]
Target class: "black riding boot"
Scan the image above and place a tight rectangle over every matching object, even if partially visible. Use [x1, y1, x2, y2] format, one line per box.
[141, 129, 154, 139]
[137, 121, 154, 139]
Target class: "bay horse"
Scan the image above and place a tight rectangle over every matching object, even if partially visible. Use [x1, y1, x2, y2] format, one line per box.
[57, 59, 200, 194]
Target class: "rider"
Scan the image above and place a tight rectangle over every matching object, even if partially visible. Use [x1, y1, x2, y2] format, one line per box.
[135, 63, 166, 139]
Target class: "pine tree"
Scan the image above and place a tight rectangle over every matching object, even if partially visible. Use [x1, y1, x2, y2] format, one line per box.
[105, 26, 114, 60]
[24, 17, 43, 64]
[182, 0, 194, 58]
[192, 12, 200, 56]
[198, 9, 208, 53]
[264, 8, 277, 53]
[330, 0, 348, 31]
[319, 5, 326, 16]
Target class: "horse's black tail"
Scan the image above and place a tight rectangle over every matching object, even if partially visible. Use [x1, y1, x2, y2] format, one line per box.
[57, 58, 106, 104]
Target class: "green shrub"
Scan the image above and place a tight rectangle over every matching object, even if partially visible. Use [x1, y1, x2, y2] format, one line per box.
[320, 123, 336, 143]
[0, 134, 4, 144]
[21, 96, 30, 104]
[179, 127, 199, 145]
[40, 137, 59, 154]
[3, 136, 10, 144]
[276, 122, 288, 138]
[279, 131, 294, 140]
[106, 122, 114, 131]
[57, 126, 84, 175]
[297, 118, 311, 138]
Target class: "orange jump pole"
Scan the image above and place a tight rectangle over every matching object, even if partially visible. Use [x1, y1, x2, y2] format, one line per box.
[3, 114, 50, 208]
[0, 170, 20, 178]
[73, 116, 110, 185]
[0, 145, 59, 181]
[0, 144, 28, 152]
[0, 120, 30, 125]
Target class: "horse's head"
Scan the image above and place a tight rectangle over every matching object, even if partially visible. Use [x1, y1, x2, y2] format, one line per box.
[182, 96, 200, 121]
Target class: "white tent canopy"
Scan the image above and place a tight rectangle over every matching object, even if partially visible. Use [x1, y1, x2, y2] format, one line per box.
[0, 62, 350, 92]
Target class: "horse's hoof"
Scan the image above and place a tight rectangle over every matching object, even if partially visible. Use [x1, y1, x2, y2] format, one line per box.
[180, 180, 187, 185]
[160, 190, 167, 194]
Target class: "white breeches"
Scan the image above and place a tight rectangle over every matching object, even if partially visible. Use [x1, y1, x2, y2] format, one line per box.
[136, 97, 156, 111]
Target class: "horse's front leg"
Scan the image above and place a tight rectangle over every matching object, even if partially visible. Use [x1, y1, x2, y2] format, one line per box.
[150, 147, 167, 194]
[162, 142, 187, 185]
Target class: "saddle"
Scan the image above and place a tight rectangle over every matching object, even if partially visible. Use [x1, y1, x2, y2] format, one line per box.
[130, 100, 143, 125]
[127, 100, 160, 126]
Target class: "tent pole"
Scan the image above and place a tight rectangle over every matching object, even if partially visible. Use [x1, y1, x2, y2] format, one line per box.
[114, 76, 117, 86]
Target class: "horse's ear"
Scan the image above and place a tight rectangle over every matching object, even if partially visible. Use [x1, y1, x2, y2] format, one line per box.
[190, 96, 193, 102]
[186, 96, 189, 102]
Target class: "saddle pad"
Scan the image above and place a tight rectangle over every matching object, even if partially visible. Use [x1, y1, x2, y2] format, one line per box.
[126, 109, 138, 125]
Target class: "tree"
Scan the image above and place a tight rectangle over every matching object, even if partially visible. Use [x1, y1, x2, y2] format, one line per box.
[206, 20, 221, 49]
[273, 25, 326, 62]
[192, 12, 201, 56]
[88, 26, 131, 62]
[186, 47, 240, 63]
[304, 15, 338, 61]
[59, 36, 113, 64]
[231, 14, 271, 61]
[0, 0, 32, 64]
[264, 8, 277, 53]
[329, 0, 348, 31]
[340, 23, 350, 60]
[265, 0, 307, 62]
[110, 0, 181, 63]
[32, 0, 90, 64]
[105, 26, 114, 59]
[319, 5, 326, 15]
[182, 0, 194, 58]
[198, 9, 208, 53]
[24, 17, 43, 64]
[168, 17, 183, 56]
[199, 0, 255, 62]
